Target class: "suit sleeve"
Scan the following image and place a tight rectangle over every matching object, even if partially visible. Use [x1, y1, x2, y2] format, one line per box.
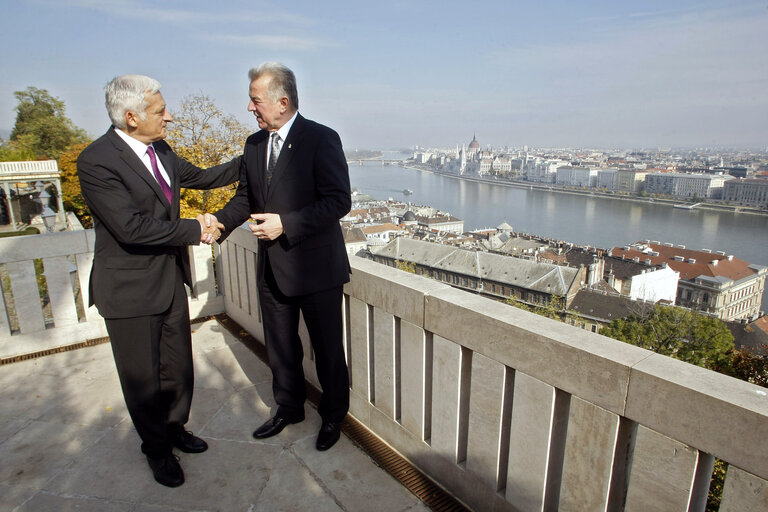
[78, 149, 201, 247]
[158, 140, 241, 190]
[280, 128, 351, 246]
[214, 154, 254, 241]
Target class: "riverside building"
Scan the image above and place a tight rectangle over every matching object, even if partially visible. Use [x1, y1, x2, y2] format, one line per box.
[610, 242, 767, 321]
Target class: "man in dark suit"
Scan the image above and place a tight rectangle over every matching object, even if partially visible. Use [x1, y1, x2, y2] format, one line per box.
[78, 74, 239, 487]
[209, 62, 351, 451]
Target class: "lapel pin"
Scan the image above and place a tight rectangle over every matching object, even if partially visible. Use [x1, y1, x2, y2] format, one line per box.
[288, 144, 292, 149]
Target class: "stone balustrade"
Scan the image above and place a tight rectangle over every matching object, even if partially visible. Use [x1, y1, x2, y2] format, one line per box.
[219, 226, 768, 512]
[2, 227, 767, 511]
[0, 230, 221, 358]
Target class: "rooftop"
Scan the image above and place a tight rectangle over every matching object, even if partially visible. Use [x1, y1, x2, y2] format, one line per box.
[610, 242, 763, 281]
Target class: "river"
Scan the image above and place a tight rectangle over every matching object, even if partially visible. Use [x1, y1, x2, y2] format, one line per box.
[348, 156, 768, 311]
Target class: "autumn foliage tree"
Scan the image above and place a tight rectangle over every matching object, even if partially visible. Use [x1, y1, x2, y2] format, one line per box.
[165, 94, 249, 218]
[57, 142, 92, 227]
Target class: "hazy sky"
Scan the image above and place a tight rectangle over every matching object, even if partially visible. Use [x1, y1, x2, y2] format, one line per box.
[1, 0, 766, 150]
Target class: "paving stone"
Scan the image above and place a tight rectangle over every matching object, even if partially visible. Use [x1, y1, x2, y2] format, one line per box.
[294, 434, 424, 512]
[252, 449, 343, 512]
[0, 420, 108, 489]
[35, 370, 127, 427]
[0, 482, 37, 511]
[139, 439, 282, 510]
[198, 340, 272, 391]
[15, 492, 134, 512]
[202, 381, 321, 445]
[44, 427, 149, 501]
[0, 417, 30, 444]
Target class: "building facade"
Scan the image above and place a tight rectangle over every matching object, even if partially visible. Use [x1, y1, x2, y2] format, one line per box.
[722, 178, 768, 207]
[644, 172, 731, 199]
[610, 242, 767, 321]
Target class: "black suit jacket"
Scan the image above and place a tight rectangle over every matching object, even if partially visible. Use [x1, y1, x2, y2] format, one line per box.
[78, 128, 239, 318]
[215, 114, 351, 297]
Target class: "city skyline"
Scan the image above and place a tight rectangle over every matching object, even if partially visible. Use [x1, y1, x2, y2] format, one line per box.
[1, 0, 766, 150]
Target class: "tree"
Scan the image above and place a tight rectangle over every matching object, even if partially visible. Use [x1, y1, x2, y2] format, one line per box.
[57, 142, 92, 228]
[724, 346, 768, 386]
[9, 87, 89, 160]
[600, 304, 735, 371]
[395, 259, 416, 273]
[0, 140, 35, 161]
[165, 94, 249, 218]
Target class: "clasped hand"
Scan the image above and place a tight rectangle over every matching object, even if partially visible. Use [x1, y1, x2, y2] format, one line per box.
[196, 214, 224, 244]
[248, 213, 283, 240]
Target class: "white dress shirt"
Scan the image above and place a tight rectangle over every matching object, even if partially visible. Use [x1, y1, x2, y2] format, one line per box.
[266, 111, 298, 168]
[114, 127, 171, 186]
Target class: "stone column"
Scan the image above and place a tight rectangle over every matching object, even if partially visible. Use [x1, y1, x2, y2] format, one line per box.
[52, 178, 66, 223]
[1, 182, 17, 228]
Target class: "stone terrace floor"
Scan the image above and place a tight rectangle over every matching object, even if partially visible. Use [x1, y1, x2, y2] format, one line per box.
[0, 318, 431, 512]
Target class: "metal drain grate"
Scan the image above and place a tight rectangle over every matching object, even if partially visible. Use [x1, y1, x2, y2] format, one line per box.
[0, 315, 216, 366]
[0, 336, 111, 366]
[341, 415, 470, 512]
[217, 313, 470, 512]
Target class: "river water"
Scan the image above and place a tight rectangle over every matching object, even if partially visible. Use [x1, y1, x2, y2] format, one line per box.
[348, 157, 768, 311]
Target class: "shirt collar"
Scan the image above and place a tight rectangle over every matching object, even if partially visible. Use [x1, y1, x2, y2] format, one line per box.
[274, 111, 298, 141]
[114, 127, 154, 159]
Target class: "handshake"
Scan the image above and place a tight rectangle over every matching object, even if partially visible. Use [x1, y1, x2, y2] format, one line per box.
[194, 212, 285, 245]
[195, 213, 224, 245]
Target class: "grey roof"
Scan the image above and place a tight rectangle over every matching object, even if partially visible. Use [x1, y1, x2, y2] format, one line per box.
[604, 255, 657, 279]
[499, 236, 547, 255]
[343, 226, 367, 244]
[568, 289, 653, 323]
[376, 238, 580, 295]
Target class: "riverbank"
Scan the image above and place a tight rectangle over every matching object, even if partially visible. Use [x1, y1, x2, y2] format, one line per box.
[398, 164, 768, 216]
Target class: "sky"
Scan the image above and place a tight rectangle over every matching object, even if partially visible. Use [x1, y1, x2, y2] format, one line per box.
[1, 0, 767, 151]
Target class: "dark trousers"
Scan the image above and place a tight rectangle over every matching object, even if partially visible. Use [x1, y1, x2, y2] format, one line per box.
[105, 266, 193, 458]
[259, 259, 349, 423]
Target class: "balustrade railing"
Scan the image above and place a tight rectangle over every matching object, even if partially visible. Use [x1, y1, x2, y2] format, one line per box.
[0, 230, 221, 359]
[2, 228, 767, 511]
[219, 226, 768, 512]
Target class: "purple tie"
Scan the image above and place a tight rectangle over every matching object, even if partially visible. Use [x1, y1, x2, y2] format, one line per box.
[146, 145, 172, 203]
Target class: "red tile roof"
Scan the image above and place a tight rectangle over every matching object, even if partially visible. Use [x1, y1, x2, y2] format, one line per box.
[610, 242, 757, 281]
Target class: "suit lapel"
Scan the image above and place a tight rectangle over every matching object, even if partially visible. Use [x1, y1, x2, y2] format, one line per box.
[107, 129, 172, 213]
[266, 114, 304, 200]
[251, 131, 269, 203]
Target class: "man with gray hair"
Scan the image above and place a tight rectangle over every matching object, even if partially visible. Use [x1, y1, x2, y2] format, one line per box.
[78, 74, 239, 487]
[209, 62, 351, 451]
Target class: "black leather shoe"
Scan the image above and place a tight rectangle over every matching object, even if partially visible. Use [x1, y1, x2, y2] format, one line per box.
[316, 421, 342, 451]
[147, 454, 184, 487]
[252, 415, 304, 439]
[173, 430, 208, 453]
